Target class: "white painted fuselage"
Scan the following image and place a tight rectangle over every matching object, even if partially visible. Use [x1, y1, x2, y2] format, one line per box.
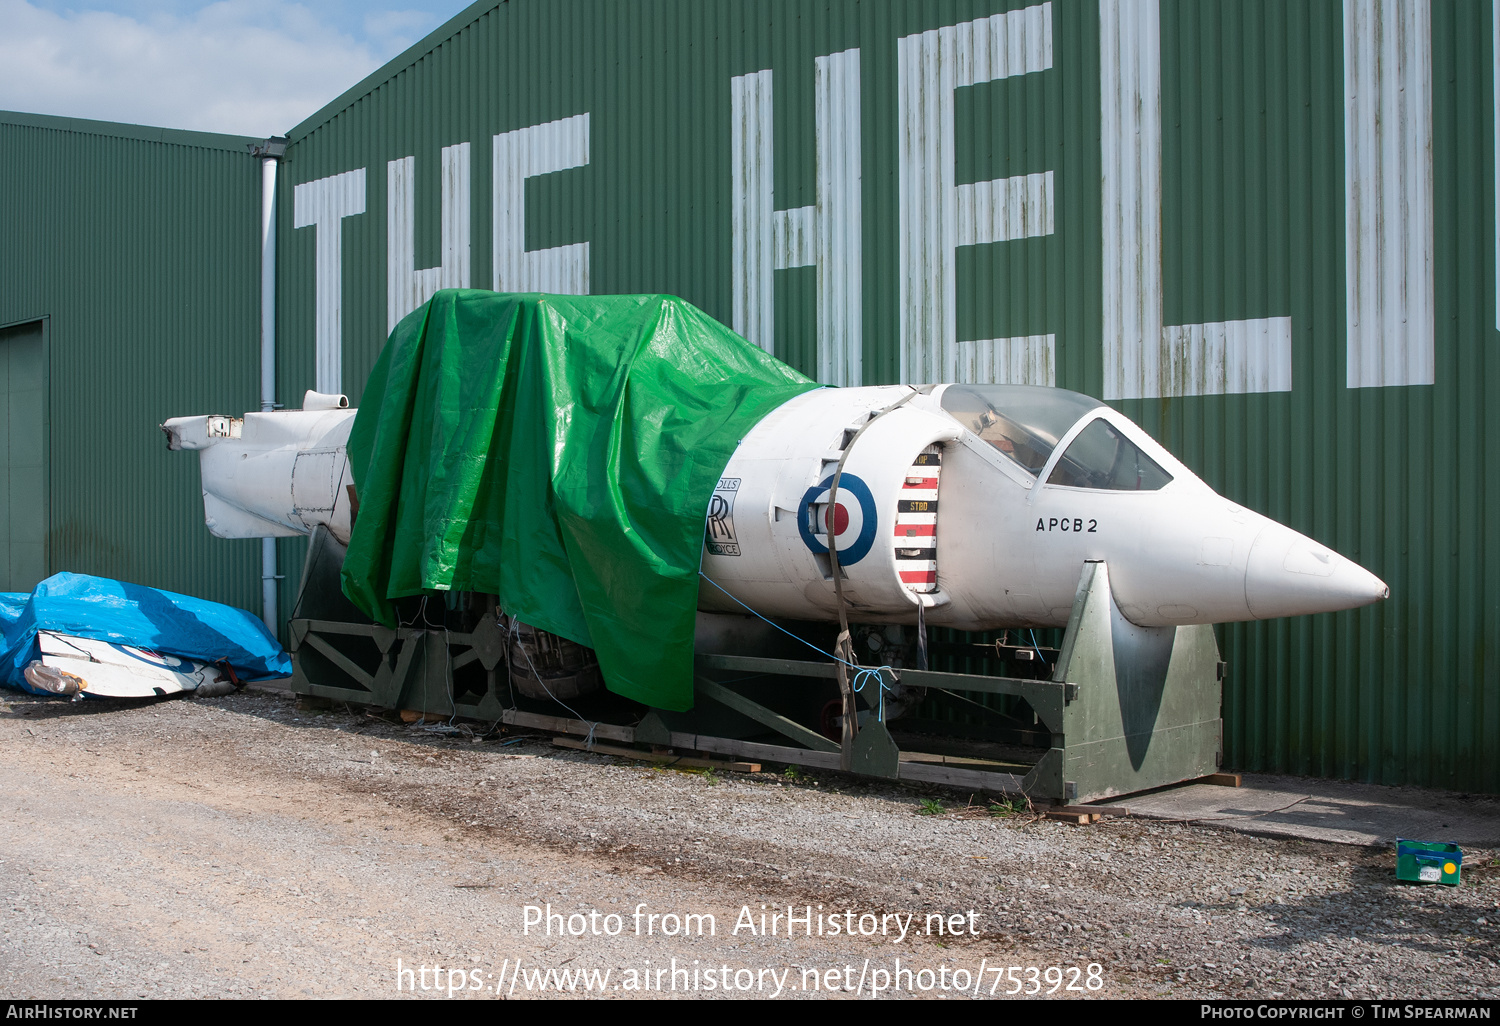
[166, 384, 1387, 630]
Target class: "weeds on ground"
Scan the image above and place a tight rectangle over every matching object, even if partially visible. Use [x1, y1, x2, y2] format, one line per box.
[988, 796, 1033, 818]
[950, 793, 1036, 820]
[652, 764, 721, 784]
[918, 798, 946, 816]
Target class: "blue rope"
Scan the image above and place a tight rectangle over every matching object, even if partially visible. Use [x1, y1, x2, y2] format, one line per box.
[1028, 629, 1049, 666]
[852, 664, 894, 722]
[697, 570, 895, 720]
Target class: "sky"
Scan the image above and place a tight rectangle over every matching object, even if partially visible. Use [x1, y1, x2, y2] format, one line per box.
[0, 0, 476, 138]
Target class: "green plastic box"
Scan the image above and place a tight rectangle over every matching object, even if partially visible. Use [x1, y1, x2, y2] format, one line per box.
[1396, 838, 1462, 886]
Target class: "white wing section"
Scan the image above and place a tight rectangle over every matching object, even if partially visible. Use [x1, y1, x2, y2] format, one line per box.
[34, 632, 213, 698]
[162, 407, 357, 543]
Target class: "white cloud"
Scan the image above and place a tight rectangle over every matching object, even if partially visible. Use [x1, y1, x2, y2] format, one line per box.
[0, 0, 396, 137]
[363, 8, 436, 56]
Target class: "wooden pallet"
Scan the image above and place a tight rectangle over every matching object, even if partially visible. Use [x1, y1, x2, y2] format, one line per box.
[1197, 772, 1242, 787]
[1040, 804, 1133, 825]
[1043, 809, 1100, 825]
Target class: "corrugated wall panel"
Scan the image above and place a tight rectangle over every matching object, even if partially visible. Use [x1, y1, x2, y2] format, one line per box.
[1344, 0, 1436, 390]
[0, 113, 263, 615]
[270, 0, 1499, 792]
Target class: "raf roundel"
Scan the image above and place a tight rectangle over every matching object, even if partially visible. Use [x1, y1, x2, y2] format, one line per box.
[798, 473, 877, 566]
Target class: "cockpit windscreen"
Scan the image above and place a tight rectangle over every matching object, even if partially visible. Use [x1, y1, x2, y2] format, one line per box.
[939, 385, 1105, 476]
[1047, 417, 1173, 490]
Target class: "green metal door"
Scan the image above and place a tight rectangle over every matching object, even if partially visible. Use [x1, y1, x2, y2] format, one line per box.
[0, 320, 46, 591]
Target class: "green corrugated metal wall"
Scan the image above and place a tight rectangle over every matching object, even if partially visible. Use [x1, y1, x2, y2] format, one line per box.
[1149, 1, 1497, 791]
[271, 0, 1499, 791]
[0, 112, 264, 612]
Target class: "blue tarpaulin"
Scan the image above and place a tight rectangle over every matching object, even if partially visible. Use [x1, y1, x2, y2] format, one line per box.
[0, 573, 291, 695]
[0, 593, 27, 632]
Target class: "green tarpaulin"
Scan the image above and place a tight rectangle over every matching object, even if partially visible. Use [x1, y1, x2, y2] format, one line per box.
[341, 290, 819, 711]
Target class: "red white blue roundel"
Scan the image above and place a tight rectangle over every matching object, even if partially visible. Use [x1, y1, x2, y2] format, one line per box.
[799, 473, 877, 565]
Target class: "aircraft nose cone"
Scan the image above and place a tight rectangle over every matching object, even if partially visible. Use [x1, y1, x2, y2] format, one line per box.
[1244, 523, 1388, 619]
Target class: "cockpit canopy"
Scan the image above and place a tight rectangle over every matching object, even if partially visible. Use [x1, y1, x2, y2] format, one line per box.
[937, 384, 1173, 491]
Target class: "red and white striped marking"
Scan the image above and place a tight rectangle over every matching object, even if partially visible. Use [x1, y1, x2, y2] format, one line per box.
[895, 447, 941, 592]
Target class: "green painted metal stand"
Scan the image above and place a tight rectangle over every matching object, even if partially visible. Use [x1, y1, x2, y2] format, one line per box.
[288, 543, 1222, 801]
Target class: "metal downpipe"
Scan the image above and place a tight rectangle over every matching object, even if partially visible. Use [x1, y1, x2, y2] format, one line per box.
[259, 150, 280, 633]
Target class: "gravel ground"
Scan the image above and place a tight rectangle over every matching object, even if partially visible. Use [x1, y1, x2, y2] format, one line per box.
[1, 687, 1496, 1000]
